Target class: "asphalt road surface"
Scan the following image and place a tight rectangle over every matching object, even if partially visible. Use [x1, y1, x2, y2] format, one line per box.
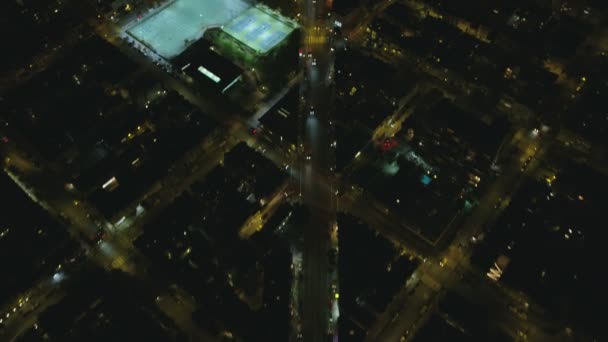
[299, 0, 336, 340]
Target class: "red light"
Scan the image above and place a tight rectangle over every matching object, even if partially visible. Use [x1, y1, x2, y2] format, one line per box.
[252, 128, 257, 135]
[1, 136, 8, 144]
[379, 138, 398, 152]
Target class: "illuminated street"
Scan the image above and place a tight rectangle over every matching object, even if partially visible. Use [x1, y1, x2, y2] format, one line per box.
[1, 0, 606, 341]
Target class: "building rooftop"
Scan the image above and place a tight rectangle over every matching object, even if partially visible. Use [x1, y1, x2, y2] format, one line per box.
[125, 0, 249, 59]
[173, 39, 243, 94]
[222, 5, 297, 55]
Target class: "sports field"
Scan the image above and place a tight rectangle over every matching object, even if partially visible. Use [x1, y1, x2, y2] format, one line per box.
[222, 6, 297, 55]
[127, 0, 249, 59]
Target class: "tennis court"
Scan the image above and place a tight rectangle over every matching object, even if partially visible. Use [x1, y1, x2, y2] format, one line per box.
[222, 6, 297, 55]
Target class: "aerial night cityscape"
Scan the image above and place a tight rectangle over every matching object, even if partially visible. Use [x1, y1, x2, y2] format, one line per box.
[0, 0, 606, 341]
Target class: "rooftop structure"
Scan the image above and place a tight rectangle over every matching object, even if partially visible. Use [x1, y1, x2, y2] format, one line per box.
[173, 39, 243, 93]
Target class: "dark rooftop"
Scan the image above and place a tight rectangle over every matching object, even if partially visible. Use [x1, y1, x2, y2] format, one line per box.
[173, 39, 243, 94]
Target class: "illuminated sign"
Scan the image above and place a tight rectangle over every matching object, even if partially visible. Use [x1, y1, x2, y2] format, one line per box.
[102, 176, 119, 191]
[197, 66, 221, 83]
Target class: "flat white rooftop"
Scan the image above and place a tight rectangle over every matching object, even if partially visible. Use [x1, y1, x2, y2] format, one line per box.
[126, 0, 249, 59]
